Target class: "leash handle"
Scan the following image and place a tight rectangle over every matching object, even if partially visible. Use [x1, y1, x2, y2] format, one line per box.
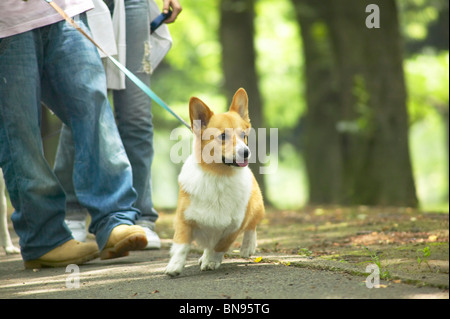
[44, 0, 192, 131]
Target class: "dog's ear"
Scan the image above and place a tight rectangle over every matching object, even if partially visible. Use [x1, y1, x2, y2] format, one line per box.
[189, 97, 214, 130]
[229, 88, 249, 122]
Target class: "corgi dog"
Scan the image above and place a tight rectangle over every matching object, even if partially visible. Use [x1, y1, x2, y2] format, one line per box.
[165, 88, 265, 277]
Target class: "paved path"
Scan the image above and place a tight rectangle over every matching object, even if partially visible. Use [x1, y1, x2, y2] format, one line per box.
[0, 246, 447, 300]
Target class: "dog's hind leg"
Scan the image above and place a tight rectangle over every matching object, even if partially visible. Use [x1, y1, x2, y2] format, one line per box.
[239, 176, 265, 258]
[239, 203, 264, 258]
[240, 229, 257, 258]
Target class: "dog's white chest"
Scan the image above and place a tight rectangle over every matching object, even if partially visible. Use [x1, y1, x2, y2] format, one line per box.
[178, 155, 253, 231]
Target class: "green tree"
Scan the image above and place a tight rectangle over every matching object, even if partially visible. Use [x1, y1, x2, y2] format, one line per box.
[291, 0, 418, 207]
[219, 0, 267, 199]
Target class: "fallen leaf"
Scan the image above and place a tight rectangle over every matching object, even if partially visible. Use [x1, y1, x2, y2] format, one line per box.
[254, 256, 262, 263]
[428, 235, 438, 242]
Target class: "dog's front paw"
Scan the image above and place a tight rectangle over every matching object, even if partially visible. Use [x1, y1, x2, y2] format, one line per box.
[200, 259, 222, 271]
[165, 263, 183, 277]
[166, 243, 190, 277]
[165, 257, 185, 277]
[199, 250, 224, 271]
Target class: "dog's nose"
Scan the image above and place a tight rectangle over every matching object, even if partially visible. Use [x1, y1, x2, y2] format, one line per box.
[238, 147, 250, 159]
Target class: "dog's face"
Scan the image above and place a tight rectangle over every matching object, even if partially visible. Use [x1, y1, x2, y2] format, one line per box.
[190, 88, 251, 170]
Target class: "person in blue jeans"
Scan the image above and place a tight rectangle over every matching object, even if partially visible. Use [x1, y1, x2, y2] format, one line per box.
[0, 1, 148, 268]
[59, 0, 182, 249]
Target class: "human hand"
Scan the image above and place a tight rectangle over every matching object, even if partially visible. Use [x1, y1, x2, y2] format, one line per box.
[162, 0, 182, 23]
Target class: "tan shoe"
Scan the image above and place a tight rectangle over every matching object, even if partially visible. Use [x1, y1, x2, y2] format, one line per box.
[100, 225, 148, 260]
[24, 239, 99, 269]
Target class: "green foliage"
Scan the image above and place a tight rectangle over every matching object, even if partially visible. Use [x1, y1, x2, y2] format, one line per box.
[363, 246, 391, 280]
[409, 111, 448, 211]
[406, 51, 448, 211]
[151, 0, 225, 126]
[255, 0, 305, 128]
[405, 51, 449, 124]
[265, 143, 308, 208]
[417, 246, 431, 264]
[352, 75, 373, 134]
[417, 246, 433, 271]
[398, 0, 443, 41]
[336, 75, 374, 135]
[298, 248, 313, 256]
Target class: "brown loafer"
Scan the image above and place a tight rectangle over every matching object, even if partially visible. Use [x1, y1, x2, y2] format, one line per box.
[100, 225, 148, 260]
[24, 239, 99, 269]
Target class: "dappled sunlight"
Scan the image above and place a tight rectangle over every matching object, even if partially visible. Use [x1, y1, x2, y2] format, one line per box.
[8, 274, 162, 298]
[0, 258, 170, 298]
[407, 293, 449, 299]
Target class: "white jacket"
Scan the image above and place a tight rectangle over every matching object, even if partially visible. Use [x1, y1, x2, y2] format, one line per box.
[87, 0, 172, 90]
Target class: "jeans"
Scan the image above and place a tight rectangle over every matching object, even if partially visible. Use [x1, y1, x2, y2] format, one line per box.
[59, 0, 158, 223]
[0, 15, 140, 261]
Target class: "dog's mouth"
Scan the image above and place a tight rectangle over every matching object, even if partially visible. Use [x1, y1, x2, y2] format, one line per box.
[222, 157, 249, 168]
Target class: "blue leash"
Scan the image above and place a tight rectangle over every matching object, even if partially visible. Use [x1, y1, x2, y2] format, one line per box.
[45, 0, 192, 131]
[107, 55, 191, 130]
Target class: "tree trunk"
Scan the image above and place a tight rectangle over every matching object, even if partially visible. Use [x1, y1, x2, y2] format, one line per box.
[292, 0, 418, 207]
[219, 0, 267, 200]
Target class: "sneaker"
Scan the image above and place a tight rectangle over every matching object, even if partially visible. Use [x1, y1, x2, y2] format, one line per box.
[136, 220, 161, 250]
[65, 220, 87, 242]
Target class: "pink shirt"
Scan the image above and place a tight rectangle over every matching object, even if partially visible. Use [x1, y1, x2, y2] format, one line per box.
[0, 0, 94, 38]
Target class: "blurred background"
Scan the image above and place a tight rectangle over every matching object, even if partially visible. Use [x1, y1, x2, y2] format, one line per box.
[40, 0, 448, 212]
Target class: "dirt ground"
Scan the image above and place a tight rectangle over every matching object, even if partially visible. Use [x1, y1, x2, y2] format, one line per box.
[154, 205, 449, 289]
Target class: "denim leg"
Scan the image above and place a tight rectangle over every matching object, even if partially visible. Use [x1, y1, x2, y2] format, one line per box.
[41, 16, 140, 250]
[113, 0, 158, 222]
[61, 0, 158, 223]
[53, 124, 87, 220]
[0, 32, 73, 261]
